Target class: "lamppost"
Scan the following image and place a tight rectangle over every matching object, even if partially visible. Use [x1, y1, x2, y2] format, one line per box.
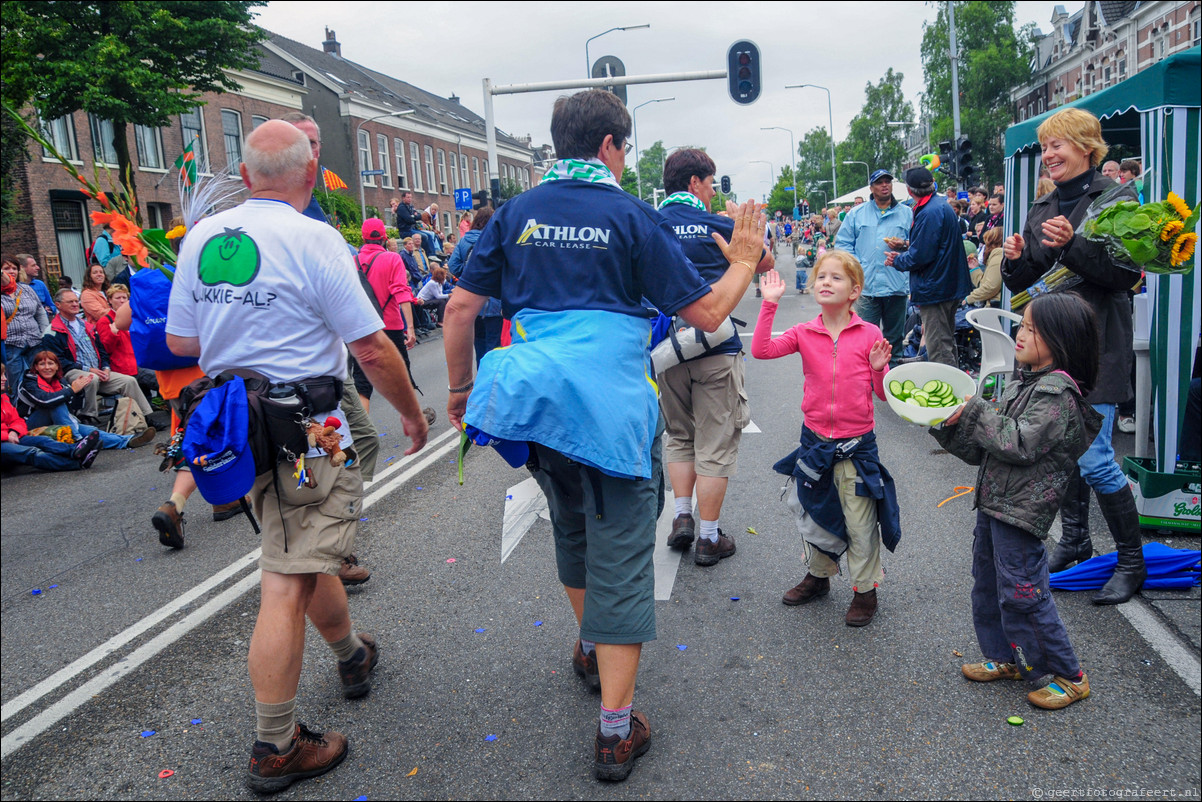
[358, 109, 415, 220]
[761, 126, 796, 214]
[843, 160, 870, 189]
[749, 159, 774, 185]
[632, 97, 673, 201]
[785, 83, 837, 198]
[888, 119, 931, 160]
[584, 24, 650, 76]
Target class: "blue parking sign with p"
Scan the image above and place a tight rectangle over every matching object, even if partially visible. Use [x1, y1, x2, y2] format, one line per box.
[454, 188, 472, 211]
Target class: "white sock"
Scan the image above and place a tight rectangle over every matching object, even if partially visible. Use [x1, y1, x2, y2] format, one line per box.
[699, 519, 719, 542]
[674, 497, 693, 518]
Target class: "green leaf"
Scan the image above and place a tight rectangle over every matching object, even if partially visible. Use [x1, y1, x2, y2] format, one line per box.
[1122, 237, 1159, 264]
[1115, 213, 1152, 237]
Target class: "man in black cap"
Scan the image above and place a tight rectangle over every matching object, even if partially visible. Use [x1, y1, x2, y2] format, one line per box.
[885, 167, 972, 368]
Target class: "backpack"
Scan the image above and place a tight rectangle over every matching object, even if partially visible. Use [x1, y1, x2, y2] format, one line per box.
[355, 251, 387, 320]
[86, 230, 112, 266]
[129, 267, 201, 371]
[108, 396, 148, 435]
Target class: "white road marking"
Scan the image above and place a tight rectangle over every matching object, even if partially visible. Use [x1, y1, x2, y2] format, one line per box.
[501, 476, 549, 563]
[1118, 599, 1202, 696]
[652, 489, 683, 601]
[743, 420, 761, 434]
[0, 426, 458, 756]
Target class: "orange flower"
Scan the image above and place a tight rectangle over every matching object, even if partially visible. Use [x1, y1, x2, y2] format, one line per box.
[96, 192, 110, 208]
[1161, 219, 1184, 242]
[109, 213, 149, 268]
[90, 211, 115, 227]
[1167, 192, 1192, 220]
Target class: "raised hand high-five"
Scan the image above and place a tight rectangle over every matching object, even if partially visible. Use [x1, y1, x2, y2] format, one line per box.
[760, 269, 787, 304]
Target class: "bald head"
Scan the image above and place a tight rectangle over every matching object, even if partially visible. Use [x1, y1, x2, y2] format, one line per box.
[1101, 160, 1120, 180]
[242, 120, 315, 194]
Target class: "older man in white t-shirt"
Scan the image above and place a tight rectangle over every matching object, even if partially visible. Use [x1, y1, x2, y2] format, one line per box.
[166, 121, 428, 794]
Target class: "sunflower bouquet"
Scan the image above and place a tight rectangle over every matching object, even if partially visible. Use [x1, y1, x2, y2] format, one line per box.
[1081, 187, 1199, 275]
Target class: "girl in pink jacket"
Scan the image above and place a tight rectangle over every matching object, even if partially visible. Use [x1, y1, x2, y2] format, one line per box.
[752, 251, 894, 627]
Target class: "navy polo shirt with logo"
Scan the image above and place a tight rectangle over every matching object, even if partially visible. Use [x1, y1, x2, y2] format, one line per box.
[457, 181, 712, 320]
[658, 202, 749, 357]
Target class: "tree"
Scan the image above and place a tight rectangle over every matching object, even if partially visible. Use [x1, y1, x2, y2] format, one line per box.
[836, 69, 914, 192]
[499, 177, 524, 201]
[795, 126, 835, 211]
[920, 1, 1034, 188]
[1, 1, 266, 223]
[626, 140, 667, 203]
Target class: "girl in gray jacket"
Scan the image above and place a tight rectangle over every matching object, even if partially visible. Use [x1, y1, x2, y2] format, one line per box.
[932, 293, 1103, 711]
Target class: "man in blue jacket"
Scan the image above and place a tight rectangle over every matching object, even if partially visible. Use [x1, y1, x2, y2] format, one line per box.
[835, 170, 911, 366]
[885, 167, 972, 368]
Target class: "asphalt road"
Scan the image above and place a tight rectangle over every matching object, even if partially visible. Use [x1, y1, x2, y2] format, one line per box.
[2, 244, 1199, 800]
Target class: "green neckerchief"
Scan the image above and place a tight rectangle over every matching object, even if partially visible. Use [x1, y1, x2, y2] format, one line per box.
[658, 192, 708, 211]
[539, 158, 621, 189]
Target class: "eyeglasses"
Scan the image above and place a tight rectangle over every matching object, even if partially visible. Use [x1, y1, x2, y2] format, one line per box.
[622, 140, 634, 155]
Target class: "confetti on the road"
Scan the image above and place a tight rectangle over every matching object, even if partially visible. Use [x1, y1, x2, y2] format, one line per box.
[49, 584, 58, 589]
[484, 734, 498, 742]
[360, 517, 369, 522]
[506, 495, 512, 500]
[98, 500, 105, 504]
[191, 719, 202, 725]
[447, 558, 456, 563]
[533, 621, 543, 626]
[136, 557, 143, 562]
[407, 767, 419, 777]
[953, 650, 964, 657]
[416, 486, 423, 490]
[677, 645, 688, 651]
[746, 527, 758, 535]
[355, 797, 368, 801]
[937, 486, 975, 508]
[475, 628, 486, 633]
[730, 597, 740, 601]
[158, 770, 174, 779]
[141, 730, 156, 738]
[31, 589, 41, 595]
[1007, 716, 1024, 726]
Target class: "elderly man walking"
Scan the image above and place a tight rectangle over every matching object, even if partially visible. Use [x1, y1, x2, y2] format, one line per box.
[166, 121, 428, 793]
[443, 90, 763, 783]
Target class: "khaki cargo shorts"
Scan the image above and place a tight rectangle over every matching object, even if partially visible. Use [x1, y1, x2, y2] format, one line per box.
[659, 352, 750, 477]
[253, 458, 362, 576]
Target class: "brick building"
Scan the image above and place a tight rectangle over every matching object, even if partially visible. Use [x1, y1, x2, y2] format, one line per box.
[1011, 1, 1201, 123]
[2, 26, 538, 285]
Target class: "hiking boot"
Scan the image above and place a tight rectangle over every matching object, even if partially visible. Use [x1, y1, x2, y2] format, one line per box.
[667, 514, 695, 550]
[127, 426, 157, 449]
[152, 501, 185, 550]
[338, 632, 378, 699]
[594, 710, 650, 782]
[212, 498, 248, 522]
[694, 529, 735, 566]
[782, 574, 830, 606]
[338, 555, 371, 586]
[72, 430, 102, 469]
[961, 660, 1023, 682]
[572, 639, 600, 691]
[845, 589, 878, 627]
[245, 722, 348, 794]
[1027, 672, 1090, 710]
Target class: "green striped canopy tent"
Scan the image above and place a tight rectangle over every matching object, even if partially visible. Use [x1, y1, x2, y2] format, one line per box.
[1003, 47, 1200, 473]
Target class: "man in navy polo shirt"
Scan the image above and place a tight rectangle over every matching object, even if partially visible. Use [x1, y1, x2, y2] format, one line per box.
[657, 148, 773, 566]
[443, 90, 764, 783]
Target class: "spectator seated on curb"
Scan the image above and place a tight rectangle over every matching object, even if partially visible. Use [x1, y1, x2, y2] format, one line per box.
[415, 265, 452, 325]
[16, 350, 155, 450]
[1, 366, 102, 472]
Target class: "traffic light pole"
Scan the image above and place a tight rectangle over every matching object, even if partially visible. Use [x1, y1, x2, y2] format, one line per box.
[483, 69, 727, 208]
[948, 0, 962, 177]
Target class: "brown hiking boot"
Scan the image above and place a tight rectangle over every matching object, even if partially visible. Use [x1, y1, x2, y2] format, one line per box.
[594, 710, 650, 782]
[127, 426, 157, 449]
[845, 589, 878, 627]
[152, 501, 185, 550]
[694, 529, 735, 566]
[338, 555, 371, 586]
[212, 497, 248, 522]
[782, 574, 830, 606]
[667, 513, 695, 550]
[245, 722, 348, 794]
[338, 632, 378, 699]
[572, 639, 600, 691]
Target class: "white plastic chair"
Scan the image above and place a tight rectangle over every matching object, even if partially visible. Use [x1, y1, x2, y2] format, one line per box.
[966, 307, 1023, 397]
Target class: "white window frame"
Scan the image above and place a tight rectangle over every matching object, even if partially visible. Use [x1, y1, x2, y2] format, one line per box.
[437, 148, 448, 194]
[394, 138, 407, 189]
[251, 115, 269, 131]
[180, 108, 210, 174]
[221, 109, 244, 170]
[424, 145, 436, 193]
[42, 115, 80, 163]
[461, 155, 469, 190]
[410, 142, 423, 192]
[471, 157, 479, 191]
[377, 133, 392, 188]
[477, 157, 486, 191]
[450, 153, 460, 191]
[359, 129, 375, 187]
[134, 124, 165, 171]
[88, 115, 119, 167]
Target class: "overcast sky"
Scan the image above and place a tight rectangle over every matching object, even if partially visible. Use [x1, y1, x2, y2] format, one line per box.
[252, 1, 1075, 199]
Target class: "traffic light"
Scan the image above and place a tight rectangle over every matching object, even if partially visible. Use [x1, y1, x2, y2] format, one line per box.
[938, 140, 954, 175]
[727, 41, 761, 105]
[956, 137, 975, 184]
[472, 189, 490, 210]
[720, 175, 731, 194]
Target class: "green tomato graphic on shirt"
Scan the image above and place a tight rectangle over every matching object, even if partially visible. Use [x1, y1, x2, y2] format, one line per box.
[198, 227, 261, 286]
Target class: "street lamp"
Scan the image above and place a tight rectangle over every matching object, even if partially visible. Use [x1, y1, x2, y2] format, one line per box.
[888, 119, 931, 157]
[358, 109, 415, 220]
[585, 24, 650, 77]
[843, 160, 870, 189]
[749, 159, 775, 186]
[632, 97, 673, 201]
[785, 83, 837, 198]
[761, 126, 796, 214]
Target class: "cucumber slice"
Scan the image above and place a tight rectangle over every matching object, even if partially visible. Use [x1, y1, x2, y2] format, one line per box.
[889, 380, 903, 397]
[922, 380, 941, 393]
[902, 380, 916, 393]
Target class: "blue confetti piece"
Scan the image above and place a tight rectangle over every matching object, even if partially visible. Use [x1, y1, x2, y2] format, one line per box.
[136, 557, 143, 562]
[31, 589, 41, 595]
[677, 644, 687, 651]
[98, 499, 105, 504]
[506, 495, 512, 500]
[356, 797, 368, 801]
[191, 719, 202, 725]
[533, 621, 542, 626]
[149, 487, 157, 491]
[141, 730, 156, 738]
[484, 734, 497, 742]
[730, 597, 740, 601]
[49, 584, 58, 589]
[474, 628, 486, 633]
[416, 486, 423, 490]
[359, 517, 369, 522]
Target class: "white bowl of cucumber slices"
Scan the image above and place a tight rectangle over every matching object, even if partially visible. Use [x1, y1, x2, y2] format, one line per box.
[883, 362, 976, 427]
